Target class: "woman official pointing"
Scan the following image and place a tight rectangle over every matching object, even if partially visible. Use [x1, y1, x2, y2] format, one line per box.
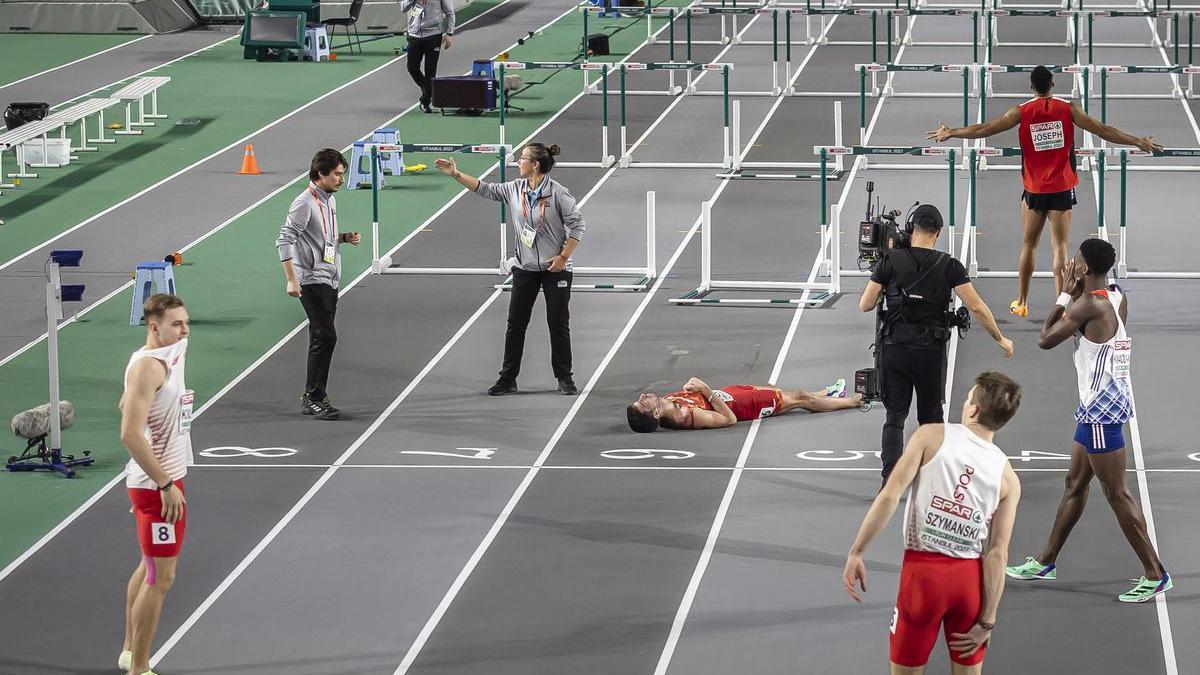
[435, 143, 586, 396]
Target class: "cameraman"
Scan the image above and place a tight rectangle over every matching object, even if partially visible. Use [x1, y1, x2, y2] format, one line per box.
[859, 204, 1013, 485]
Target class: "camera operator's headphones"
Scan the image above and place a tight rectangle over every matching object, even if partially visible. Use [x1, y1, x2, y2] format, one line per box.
[903, 203, 945, 235]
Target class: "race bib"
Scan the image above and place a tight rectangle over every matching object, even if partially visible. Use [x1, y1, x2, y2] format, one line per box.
[759, 405, 776, 418]
[1112, 338, 1132, 380]
[711, 390, 734, 403]
[150, 521, 177, 545]
[890, 607, 899, 634]
[518, 225, 536, 249]
[180, 390, 195, 434]
[1029, 121, 1065, 152]
[323, 242, 337, 264]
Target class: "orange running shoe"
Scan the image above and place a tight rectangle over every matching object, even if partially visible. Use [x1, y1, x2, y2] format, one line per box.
[1009, 300, 1028, 317]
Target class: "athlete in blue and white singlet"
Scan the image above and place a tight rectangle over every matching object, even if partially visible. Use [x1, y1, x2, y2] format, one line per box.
[1071, 284, 1133, 453]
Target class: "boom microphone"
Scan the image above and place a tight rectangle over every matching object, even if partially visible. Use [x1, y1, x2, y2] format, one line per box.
[11, 401, 75, 439]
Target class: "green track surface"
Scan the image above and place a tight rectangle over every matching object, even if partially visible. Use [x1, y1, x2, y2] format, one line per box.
[0, 2, 689, 569]
[0, 34, 140, 89]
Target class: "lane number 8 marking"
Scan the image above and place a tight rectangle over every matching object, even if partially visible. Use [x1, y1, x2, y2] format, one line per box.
[601, 449, 696, 460]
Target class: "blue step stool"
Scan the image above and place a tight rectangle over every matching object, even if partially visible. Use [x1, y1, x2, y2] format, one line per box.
[129, 261, 176, 325]
[348, 128, 404, 189]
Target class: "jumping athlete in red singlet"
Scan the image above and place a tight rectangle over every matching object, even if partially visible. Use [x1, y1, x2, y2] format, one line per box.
[925, 65, 1161, 318]
[844, 372, 1023, 675]
[626, 376, 862, 432]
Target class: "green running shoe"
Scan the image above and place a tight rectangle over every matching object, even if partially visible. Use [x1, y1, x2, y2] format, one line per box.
[823, 378, 847, 398]
[1119, 573, 1173, 603]
[1005, 556, 1056, 580]
[118, 650, 132, 671]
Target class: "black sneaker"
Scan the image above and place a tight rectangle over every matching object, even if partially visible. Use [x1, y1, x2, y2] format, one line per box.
[301, 394, 340, 420]
[420, 103, 433, 114]
[488, 380, 518, 396]
[557, 379, 578, 396]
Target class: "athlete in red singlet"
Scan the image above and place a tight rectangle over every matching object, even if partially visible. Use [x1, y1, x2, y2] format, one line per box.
[926, 65, 1161, 318]
[626, 376, 862, 432]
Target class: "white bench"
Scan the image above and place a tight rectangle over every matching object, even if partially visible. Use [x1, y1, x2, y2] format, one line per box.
[110, 76, 171, 136]
[0, 118, 67, 190]
[47, 98, 121, 154]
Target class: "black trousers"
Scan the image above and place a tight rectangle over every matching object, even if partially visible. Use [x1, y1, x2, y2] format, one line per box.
[500, 268, 573, 382]
[299, 283, 339, 401]
[879, 342, 946, 482]
[406, 34, 443, 106]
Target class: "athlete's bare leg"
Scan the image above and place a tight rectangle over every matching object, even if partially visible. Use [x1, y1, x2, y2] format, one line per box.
[777, 388, 864, 414]
[1046, 208, 1072, 295]
[890, 663, 924, 674]
[122, 559, 147, 653]
[1016, 202, 1049, 307]
[951, 662, 984, 675]
[128, 555, 178, 674]
[1036, 442, 1094, 565]
[1087, 447, 1166, 579]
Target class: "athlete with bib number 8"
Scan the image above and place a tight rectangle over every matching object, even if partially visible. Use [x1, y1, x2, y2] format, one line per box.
[116, 294, 194, 675]
[925, 66, 1162, 319]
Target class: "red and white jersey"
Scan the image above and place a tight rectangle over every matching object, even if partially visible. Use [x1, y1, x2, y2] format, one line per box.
[1018, 96, 1078, 194]
[902, 424, 1008, 559]
[124, 338, 193, 489]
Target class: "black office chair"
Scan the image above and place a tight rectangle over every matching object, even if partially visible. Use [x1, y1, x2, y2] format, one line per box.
[322, 0, 363, 54]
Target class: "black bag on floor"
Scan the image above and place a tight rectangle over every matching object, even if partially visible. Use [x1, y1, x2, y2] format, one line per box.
[4, 102, 49, 130]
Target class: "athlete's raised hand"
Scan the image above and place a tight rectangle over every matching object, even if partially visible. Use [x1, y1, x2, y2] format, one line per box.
[1062, 260, 1084, 299]
[1135, 135, 1163, 154]
[683, 377, 710, 395]
[925, 122, 954, 143]
[843, 553, 867, 603]
[949, 623, 992, 657]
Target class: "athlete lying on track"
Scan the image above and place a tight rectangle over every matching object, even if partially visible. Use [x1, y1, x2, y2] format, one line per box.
[626, 377, 863, 432]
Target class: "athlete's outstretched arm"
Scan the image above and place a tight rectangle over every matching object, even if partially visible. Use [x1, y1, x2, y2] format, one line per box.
[843, 425, 942, 602]
[926, 106, 1020, 142]
[1070, 104, 1163, 153]
[950, 464, 1021, 657]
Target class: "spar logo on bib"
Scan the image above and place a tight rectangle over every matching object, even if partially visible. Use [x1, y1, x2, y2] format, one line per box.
[1030, 121, 1065, 152]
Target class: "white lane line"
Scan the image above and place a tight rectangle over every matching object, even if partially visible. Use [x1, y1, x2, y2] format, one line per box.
[0, 0, 517, 274]
[0, 0, 521, 370]
[147, 3, 699, 665]
[393, 19, 797, 675]
[150, 288, 506, 667]
[192, 463, 1200, 473]
[654, 18, 926, 672]
[0, 0, 543, 584]
[0, 35, 154, 94]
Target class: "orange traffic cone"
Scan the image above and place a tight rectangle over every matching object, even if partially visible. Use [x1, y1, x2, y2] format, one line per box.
[237, 144, 262, 175]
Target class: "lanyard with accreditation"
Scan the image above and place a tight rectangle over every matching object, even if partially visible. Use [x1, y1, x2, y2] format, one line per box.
[518, 185, 549, 250]
[308, 186, 338, 264]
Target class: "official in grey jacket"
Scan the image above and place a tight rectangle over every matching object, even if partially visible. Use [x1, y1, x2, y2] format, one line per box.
[400, 0, 455, 113]
[276, 148, 360, 420]
[435, 143, 585, 396]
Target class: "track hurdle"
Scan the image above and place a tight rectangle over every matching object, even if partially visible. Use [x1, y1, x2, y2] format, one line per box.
[495, 191, 659, 292]
[582, 5, 792, 97]
[954, 145, 1200, 279]
[370, 143, 509, 275]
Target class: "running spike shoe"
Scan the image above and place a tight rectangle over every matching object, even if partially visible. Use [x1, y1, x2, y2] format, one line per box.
[1009, 300, 1029, 318]
[118, 650, 132, 671]
[1005, 556, 1056, 580]
[1118, 573, 1173, 603]
[823, 378, 847, 398]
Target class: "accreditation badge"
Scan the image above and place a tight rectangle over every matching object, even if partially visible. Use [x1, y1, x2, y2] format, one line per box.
[323, 242, 337, 264]
[518, 225, 536, 249]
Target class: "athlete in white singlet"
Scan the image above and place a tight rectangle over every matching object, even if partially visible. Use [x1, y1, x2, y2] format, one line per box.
[845, 372, 1022, 675]
[1005, 238, 1171, 603]
[117, 294, 192, 675]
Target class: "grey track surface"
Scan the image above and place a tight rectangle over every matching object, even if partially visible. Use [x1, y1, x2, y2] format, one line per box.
[3, 3, 1198, 675]
[0, 0, 568, 361]
[0, 28, 235, 113]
